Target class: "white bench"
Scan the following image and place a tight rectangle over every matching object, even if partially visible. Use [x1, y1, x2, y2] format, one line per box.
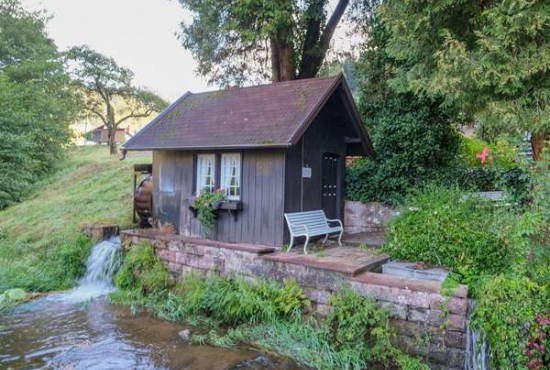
[284, 210, 343, 254]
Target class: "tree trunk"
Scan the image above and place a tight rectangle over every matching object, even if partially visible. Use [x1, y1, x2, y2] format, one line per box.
[108, 128, 118, 155]
[270, 34, 295, 82]
[531, 129, 548, 161]
[106, 103, 118, 155]
[297, 0, 350, 79]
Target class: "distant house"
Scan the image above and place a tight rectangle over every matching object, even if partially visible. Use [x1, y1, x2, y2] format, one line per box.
[86, 125, 131, 144]
[123, 74, 374, 247]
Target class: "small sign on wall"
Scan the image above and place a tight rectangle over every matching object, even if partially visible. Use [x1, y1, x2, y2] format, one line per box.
[302, 167, 312, 178]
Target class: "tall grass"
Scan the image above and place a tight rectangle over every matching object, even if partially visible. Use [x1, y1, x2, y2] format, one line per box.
[0, 146, 150, 292]
[111, 243, 429, 370]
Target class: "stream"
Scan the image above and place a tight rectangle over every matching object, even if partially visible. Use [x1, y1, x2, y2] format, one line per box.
[0, 238, 303, 370]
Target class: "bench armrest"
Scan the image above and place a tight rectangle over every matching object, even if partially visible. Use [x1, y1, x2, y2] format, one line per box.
[325, 218, 343, 228]
[290, 224, 308, 235]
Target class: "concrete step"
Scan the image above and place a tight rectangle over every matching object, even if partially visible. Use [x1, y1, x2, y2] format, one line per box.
[382, 261, 449, 282]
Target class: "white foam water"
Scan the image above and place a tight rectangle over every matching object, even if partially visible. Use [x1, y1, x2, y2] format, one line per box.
[53, 237, 122, 302]
[465, 299, 490, 370]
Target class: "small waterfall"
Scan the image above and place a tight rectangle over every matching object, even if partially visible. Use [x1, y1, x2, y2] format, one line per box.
[465, 299, 490, 370]
[57, 237, 122, 302]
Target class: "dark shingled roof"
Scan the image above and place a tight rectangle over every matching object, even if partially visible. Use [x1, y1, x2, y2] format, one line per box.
[124, 73, 373, 154]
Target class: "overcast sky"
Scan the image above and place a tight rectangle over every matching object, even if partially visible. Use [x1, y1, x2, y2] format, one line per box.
[23, 0, 354, 103]
[23, 0, 212, 101]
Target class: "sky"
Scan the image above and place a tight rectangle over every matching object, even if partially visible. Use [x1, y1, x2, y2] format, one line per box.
[23, 0, 355, 103]
[23, 0, 212, 102]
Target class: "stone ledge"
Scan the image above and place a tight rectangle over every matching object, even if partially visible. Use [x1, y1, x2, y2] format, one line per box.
[352, 272, 468, 298]
[262, 250, 389, 276]
[121, 230, 275, 255]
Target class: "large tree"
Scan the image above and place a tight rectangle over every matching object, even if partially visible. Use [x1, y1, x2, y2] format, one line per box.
[175, 0, 378, 85]
[0, 0, 79, 209]
[380, 0, 550, 160]
[67, 46, 168, 154]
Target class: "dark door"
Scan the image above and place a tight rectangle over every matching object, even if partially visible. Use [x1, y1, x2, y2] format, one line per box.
[321, 153, 339, 219]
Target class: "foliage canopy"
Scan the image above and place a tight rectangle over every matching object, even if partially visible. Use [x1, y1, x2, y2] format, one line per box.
[67, 45, 168, 154]
[174, 0, 379, 85]
[380, 0, 550, 159]
[0, 0, 79, 209]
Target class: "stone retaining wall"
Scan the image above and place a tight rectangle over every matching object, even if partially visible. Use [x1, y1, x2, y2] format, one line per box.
[344, 200, 400, 234]
[122, 230, 469, 370]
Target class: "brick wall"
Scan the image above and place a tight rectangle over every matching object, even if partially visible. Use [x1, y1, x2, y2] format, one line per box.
[122, 230, 469, 370]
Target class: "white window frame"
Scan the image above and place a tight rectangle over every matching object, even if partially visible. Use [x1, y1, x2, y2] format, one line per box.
[221, 153, 241, 200]
[196, 154, 216, 193]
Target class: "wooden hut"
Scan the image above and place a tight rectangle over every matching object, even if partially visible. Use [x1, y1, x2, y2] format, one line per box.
[86, 125, 129, 144]
[123, 74, 374, 247]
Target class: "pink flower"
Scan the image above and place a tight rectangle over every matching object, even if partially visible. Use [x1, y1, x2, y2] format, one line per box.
[476, 147, 490, 166]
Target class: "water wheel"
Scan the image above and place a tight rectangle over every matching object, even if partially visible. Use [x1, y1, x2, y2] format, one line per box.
[134, 174, 153, 227]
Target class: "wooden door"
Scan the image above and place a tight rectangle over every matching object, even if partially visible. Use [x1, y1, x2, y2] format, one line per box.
[321, 153, 339, 219]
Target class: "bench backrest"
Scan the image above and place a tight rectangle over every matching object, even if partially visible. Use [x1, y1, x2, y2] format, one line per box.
[284, 210, 328, 233]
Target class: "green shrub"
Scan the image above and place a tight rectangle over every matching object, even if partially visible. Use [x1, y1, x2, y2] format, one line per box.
[113, 265, 428, 370]
[348, 15, 461, 206]
[0, 235, 93, 293]
[326, 287, 398, 366]
[471, 274, 550, 370]
[383, 186, 518, 284]
[461, 137, 520, 168]
[114, 242, 172, 296]
[170, 273, 310, 325]
[443, 165, 532, 206]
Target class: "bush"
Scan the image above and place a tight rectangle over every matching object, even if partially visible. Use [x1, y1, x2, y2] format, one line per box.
[168, 273, 310, 325]
[112, 260, 429, 370]
[471, 275, 550, 370]
[325, 287, 398, 366]
[461, 137, 520, 168]
[114, 242, 172, 296]
[383, 186, 519, 284]
[0, 1, 79, 209]
[349, 15, 462, 205]
[442, 165, 532, 206]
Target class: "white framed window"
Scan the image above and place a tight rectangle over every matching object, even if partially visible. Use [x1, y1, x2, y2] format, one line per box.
[196, 154, 216, 193]
[221, 153, 241, 200]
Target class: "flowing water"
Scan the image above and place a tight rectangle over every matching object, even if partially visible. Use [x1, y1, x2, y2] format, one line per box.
[0, 238, 303, 370]
[465, 299, 490, 370]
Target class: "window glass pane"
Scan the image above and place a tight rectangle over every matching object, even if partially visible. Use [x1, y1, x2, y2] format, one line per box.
[196, 154, 215, 193]
[221, 153, 241, 200]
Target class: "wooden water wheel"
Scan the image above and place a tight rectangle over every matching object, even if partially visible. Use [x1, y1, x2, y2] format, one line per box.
[133, 164, 153, 227]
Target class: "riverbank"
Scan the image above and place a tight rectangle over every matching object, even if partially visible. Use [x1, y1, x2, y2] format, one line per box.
[0, 236, 300, 370]
[0, 146, 149, 293]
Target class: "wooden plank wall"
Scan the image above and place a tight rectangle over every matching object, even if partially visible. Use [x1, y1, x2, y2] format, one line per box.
[284, 97, 348, 221]
[153, 149, 286, 247]
[152, 151, 183, 230]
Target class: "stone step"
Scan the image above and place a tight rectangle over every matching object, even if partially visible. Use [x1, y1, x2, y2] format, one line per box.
[263, 246, 390, 276]
[382, 261, 449, 282]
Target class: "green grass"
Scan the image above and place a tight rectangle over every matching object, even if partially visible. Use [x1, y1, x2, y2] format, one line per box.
[0, 146, 150, 293]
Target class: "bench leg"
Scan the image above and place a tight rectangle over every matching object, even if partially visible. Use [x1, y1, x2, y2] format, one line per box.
[287, 236, 295, 252]
[337, 230, 343, 246]
[303, 235, 310, 255]
[322, 234, 328, 244]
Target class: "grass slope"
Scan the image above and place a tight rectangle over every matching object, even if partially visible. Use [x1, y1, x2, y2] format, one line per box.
[0, 146, 150, 293]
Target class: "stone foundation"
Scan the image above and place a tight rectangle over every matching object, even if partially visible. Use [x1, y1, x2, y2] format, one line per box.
[81, 224, 120, 241]
[121, 230, 469, 370]
[344, 200, 400, 234]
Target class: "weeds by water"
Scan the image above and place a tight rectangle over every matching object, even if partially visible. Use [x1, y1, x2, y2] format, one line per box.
[111, 243, 429, 370]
